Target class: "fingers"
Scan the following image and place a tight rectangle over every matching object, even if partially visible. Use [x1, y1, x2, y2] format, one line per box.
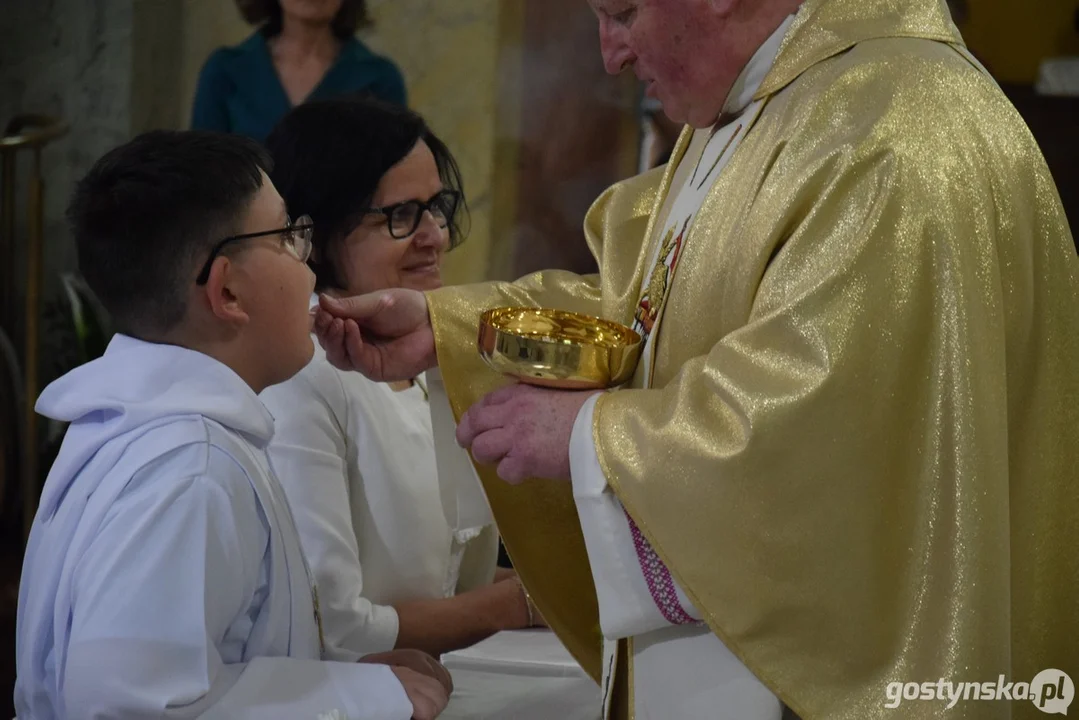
[479, 382, 531, 408]
[342, 318, 366, 369]
[314, 313, 385, 377]
[313, 308, 334, 334]
[316, 316, 347, 369]
[456, 400, 512, 448]
[497, 453, 531, 485]
[412, 679, 449, 720]
[469, 427, 514, 466]
[392, 668, 449, 720]
[426, 656, 454, 695]
[402, 650, 453, 695]
[318, 291, 392, 321]
[366, 649, 453, 696]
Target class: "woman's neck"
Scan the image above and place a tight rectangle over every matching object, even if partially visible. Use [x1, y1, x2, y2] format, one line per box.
[273, 15, 339, 63]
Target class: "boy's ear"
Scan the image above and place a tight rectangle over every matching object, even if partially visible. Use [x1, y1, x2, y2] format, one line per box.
[201, 257, 250, 326]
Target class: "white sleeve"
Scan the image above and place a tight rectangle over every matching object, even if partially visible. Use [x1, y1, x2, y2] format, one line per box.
[264, 374, 400, 660]
[569, 394, 703, 640]
[63, 473, 413, 720]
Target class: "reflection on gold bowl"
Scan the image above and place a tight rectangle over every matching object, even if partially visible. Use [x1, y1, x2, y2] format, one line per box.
[478, 307, 642, 389]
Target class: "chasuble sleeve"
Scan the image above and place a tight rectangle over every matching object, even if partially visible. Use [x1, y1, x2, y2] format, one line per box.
[591, 42, 1079, 719]
[423, 165, 665, 681]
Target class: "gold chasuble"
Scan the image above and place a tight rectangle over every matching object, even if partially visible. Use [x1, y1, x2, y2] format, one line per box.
[425, 0, 1079, 717]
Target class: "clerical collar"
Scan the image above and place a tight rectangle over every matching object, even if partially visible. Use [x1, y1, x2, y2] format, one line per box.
[722, 13, 798, 118]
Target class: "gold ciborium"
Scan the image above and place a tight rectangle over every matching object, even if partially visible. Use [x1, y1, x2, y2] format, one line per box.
[478, 307, 642, 390]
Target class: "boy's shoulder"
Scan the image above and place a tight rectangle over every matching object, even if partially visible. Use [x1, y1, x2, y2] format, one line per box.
[112, 414, 266, 502]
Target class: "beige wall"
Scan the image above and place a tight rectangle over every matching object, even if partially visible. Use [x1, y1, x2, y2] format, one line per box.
[363, 0, 501, 286]
[179, 1, 250, 130]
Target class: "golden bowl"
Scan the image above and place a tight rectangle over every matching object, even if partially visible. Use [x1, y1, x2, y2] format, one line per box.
[478, 307, 642, 389]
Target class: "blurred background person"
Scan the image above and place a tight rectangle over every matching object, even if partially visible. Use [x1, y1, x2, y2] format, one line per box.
[190, 0, 406, 142]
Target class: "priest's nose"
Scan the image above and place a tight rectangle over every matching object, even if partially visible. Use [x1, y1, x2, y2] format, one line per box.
[599, 21, 635, 75]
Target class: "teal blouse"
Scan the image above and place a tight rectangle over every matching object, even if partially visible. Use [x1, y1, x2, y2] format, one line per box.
[191, 32, 406, 142]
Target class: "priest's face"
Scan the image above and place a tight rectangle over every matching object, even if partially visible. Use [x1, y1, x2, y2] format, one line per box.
[590, 0, 745, 127]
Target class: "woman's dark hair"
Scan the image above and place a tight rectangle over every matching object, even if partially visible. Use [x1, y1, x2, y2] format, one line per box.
[266, 96, 468, 292]
[235, 0, 370, 39]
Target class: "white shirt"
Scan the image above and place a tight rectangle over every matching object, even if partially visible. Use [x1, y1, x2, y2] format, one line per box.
[16, 334, 412, 720]
[262, 310, 495, 662]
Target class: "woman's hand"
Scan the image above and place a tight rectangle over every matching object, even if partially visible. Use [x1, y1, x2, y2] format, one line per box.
[360, 648, 453, 695]
[388, 666, 449, 720]
[496, 576, 548, 629]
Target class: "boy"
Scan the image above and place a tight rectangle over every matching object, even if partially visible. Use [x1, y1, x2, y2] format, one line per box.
[15, 131, 449, 719]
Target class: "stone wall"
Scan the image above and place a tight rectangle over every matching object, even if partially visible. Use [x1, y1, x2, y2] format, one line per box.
[0, 0, 134, 301]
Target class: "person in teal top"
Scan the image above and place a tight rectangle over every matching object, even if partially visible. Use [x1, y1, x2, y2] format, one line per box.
[191, 0, 406, 143]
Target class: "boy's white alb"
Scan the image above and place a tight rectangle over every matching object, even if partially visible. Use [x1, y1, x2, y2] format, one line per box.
[16, 334, 412, 719]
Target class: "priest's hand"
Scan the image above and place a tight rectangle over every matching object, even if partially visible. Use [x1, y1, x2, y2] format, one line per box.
[312, 290, 437, 382]
[456, 384, 601, 484]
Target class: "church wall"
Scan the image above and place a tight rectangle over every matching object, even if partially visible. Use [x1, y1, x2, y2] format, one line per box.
[0, 0, 134, 304]
[961, 0, 1079, 83]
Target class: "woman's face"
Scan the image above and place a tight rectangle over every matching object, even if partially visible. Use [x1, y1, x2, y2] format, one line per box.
[279, 0, 342, 26]
[332, 140, 452, 295]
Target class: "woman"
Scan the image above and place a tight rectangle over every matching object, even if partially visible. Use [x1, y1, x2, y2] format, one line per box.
[261, 97, 542, 661]
[191, 0, 405, 142]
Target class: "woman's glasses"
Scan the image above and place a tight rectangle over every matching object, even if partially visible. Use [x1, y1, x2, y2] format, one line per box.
[195, 215, 314, 285]
[362, 190, 460, 240]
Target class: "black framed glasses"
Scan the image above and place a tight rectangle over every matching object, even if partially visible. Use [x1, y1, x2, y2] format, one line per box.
[363, 189, 460, 240]
[195, 214, 314, 285]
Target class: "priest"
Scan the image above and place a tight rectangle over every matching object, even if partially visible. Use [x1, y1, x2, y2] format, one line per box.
[313, 0, 1079, 717]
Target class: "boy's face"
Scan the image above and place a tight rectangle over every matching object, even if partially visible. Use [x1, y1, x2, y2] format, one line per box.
[224, 173, 316, 388]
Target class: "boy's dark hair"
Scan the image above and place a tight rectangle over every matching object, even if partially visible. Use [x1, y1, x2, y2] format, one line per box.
[235, 0, 371, 40]
[266, 96, 467, 292]
[68, 130, 271, 336]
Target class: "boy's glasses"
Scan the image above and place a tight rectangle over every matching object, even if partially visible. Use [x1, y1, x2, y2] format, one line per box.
[195, 215, 314, 285]
[362, 190, 460, 240]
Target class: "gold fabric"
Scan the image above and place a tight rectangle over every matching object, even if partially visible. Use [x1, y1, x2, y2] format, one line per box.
[426, 169, 660, 680]
[427, 0, 1079, 716]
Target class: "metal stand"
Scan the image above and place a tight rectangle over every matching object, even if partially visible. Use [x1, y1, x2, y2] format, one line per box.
[0, 115, 68, 542]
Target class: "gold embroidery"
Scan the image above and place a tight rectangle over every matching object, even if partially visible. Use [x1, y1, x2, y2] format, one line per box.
[634, 219, 688, 338]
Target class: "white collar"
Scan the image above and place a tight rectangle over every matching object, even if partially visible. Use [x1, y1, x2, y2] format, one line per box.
[723, 13, 797, 116]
